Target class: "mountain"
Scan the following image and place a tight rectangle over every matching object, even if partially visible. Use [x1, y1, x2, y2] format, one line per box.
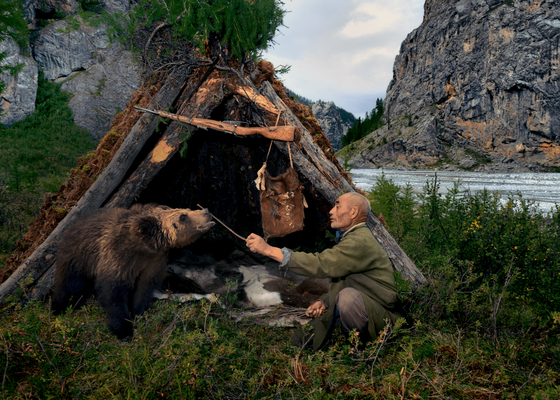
[342, 0, 560, 172]
[311, 100, 353, 151]
[285, 89, 355, 152]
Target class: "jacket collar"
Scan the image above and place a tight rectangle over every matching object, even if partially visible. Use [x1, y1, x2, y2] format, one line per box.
[335, 222, 367, 243]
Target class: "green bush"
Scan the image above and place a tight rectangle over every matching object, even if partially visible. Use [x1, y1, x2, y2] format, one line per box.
[369, 174, 560, 322]
[103, 0, 286, 61]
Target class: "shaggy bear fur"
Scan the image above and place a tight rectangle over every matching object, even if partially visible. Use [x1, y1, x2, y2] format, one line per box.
[51, 204, 215, 338]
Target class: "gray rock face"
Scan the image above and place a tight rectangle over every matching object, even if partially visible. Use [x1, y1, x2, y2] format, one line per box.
[34, 17, 113, 81]
[23, 0, 80, 21]
[99, 0, 131, 13]
[383, 0, 560, 167]
[0, 37, 38, 126]
[33, 17, 139, 138]
[311, 101, 350, 151]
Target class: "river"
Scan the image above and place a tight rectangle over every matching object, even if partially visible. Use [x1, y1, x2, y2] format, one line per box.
[350, 169, 560, 213]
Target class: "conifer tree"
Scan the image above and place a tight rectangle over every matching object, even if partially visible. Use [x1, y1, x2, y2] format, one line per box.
[341, 98, 384, 148]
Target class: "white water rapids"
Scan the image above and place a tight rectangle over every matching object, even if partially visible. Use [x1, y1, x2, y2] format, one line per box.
[350, 169, 560, 213]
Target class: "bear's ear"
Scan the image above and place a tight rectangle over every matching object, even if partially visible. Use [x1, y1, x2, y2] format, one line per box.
[132, 216, 164, 249]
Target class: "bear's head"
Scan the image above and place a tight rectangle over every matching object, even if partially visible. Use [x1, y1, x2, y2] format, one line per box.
[132, 206, 215, 251]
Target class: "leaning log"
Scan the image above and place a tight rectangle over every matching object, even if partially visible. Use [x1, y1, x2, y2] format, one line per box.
[0, 66, 193, 302]
[106, 75, 228, 209]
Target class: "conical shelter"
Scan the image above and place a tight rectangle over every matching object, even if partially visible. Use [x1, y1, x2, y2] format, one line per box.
[0, 52, 425, 302]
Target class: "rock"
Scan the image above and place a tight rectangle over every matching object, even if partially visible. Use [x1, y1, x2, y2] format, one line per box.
[383, 0, 560, 168]
[99, 0, 131, 13]
[34, 16, 112, 81]
[311, 100, 351, 151]
[22, 0, 129, 21]
[33, 16, 140, 138]
[0, 37, 38, 126]
[23, 0, 80, 21]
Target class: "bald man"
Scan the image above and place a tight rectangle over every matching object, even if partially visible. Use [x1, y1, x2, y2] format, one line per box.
[246, 192, 402, 351]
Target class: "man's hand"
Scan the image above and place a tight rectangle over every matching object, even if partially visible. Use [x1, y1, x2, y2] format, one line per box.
[246, 233, 283, 262]
[246, 233, 269, 255]
[306, 300, 326, 318]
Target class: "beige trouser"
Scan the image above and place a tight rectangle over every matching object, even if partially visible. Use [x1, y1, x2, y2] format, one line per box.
[335, 287, 369, 334]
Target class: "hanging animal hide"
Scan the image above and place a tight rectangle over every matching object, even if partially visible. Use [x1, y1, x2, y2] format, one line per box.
[255, 164, 307, 240]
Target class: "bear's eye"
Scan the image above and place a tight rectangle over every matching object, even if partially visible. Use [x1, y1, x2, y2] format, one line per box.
[179, 214, 188, 222]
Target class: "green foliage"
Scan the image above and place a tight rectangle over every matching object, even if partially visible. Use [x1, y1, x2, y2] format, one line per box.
[337, 106, 357, 127]
[0, 73, 96, 270]
[341, 98, 384, 148]
[0, 73, 96, 194]
[369, 175, 560, 317]
[367, 172, 415, 243]
[104, 0, 286, 61]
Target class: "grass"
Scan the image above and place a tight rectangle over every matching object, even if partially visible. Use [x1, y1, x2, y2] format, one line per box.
[1, 286, 558, 398]
[1, 174, 559, 397]
[0, 72, 96, 271]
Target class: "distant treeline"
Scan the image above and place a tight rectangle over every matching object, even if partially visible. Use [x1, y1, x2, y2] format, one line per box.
[341, 98, 384, 148]
[286, 88, 357, 129]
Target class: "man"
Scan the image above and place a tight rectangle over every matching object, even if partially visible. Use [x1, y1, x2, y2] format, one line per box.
[246, 192, 402, 350]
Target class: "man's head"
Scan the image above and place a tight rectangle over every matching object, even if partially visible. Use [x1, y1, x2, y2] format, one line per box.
[329, 192, 370, 231]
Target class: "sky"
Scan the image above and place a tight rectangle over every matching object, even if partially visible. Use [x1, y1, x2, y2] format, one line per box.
[264, 0, 425, 119]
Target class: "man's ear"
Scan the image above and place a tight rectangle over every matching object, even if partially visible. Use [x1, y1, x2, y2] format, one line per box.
[350, 206, 359, 219]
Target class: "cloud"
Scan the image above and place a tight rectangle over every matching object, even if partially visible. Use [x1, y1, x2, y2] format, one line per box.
[264, 0, 424, 118]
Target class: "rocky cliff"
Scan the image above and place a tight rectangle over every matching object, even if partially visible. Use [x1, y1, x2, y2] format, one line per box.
[311, 101, 351, 151]
[0, 37, 38, 126]
[0, 0, 137, 138]
[345, 0, 560, 171]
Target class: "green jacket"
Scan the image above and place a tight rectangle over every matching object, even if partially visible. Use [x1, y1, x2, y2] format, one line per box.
[286, 223, 402, 350]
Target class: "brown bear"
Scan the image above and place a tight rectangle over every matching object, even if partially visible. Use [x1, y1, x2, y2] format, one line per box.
[51, 203, 215, 338]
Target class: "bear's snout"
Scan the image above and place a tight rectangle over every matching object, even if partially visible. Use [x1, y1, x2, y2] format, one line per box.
[196, 210, 215, 231]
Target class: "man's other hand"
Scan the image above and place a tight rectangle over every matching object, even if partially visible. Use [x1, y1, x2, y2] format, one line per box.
[306, 300, 326, 318]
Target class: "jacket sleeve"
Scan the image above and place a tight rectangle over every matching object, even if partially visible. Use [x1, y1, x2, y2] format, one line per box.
[288, 229, 390, 279]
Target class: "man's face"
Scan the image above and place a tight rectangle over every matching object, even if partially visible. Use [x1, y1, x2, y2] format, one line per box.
[329, 195, 354, 231]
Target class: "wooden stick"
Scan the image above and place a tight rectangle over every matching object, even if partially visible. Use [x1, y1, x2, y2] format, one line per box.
[197, 204, 247, 241]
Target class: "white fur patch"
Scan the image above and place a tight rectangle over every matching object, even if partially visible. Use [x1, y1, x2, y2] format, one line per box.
[238, 265, 282, 307]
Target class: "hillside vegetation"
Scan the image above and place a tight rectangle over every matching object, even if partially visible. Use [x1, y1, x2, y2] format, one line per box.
[0, 74, 96, 268]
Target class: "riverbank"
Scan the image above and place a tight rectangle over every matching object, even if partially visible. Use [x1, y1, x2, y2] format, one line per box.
[350, 169, 560, 213]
